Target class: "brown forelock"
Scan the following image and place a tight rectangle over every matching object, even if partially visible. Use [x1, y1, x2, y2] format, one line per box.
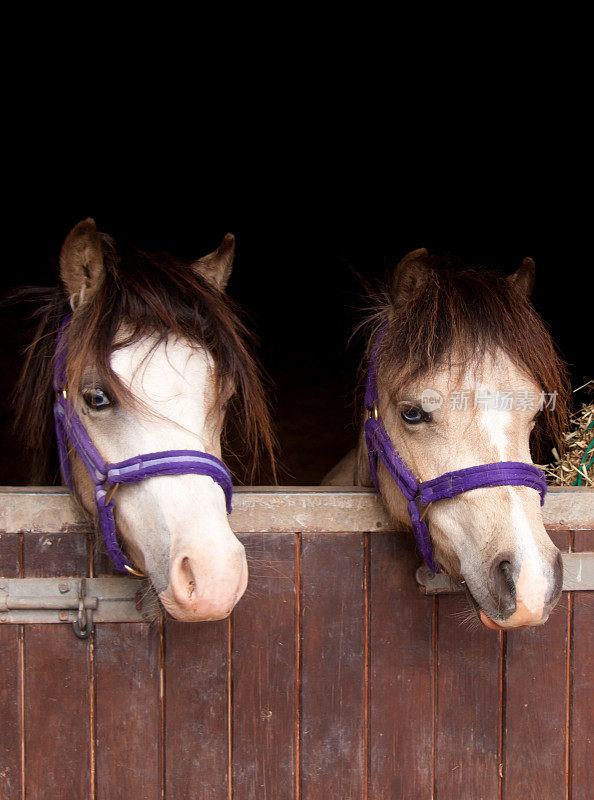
[14, 235, 276, 484]
[364, 255, 570, 460]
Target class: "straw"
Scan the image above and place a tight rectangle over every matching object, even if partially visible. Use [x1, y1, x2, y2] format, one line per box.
[541, 380, 594, 487]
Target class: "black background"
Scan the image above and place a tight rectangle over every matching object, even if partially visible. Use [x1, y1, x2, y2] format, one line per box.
[1, 126, 590, 485]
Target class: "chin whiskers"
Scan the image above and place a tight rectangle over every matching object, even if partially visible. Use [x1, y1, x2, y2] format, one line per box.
[244, 555, 294, 582]
[449, 603, 482, 629]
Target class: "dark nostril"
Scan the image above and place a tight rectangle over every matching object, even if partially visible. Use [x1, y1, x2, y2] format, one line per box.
[490, 557, 516, 615]
[549, 551, 563, 604]
[499, 561, 515, 594]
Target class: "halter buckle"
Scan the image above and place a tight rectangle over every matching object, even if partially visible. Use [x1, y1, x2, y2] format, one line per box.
[367, 402, 379, 421]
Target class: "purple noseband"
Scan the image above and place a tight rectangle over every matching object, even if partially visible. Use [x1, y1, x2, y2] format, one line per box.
[53, 318, 233, 573]
[364, 326, 547, 573]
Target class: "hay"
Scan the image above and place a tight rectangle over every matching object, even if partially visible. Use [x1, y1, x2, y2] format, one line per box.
[541, 380, 594, 486]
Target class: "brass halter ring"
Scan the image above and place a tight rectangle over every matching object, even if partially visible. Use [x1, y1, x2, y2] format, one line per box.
[103, 483, 147, 578]
[103, 482, 120, 506]
[368, 402, 379, 421]
[123, 564, 147, 578]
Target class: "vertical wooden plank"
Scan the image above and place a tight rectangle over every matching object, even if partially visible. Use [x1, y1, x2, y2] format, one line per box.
[503, 531, 569, 800]
[436, 593, 500, 799]
[95, 622, 161, 800]
[0, 533, 22, 800]
[93, 526, 162, 799]
[368, 532, 433, 799]
[570, 530, 593, 800]
[232, 533, 297, 799]
[22, 532, 91, 800]
[300, 533, 365, 800]
[164, 618, 229, 800]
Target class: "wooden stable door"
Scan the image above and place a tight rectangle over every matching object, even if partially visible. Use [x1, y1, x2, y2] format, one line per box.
[0, 487, 592, 800]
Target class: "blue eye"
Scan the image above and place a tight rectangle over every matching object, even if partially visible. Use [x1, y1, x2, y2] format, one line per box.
[83, 388, 112, 410]
[400, 406, 425, 425]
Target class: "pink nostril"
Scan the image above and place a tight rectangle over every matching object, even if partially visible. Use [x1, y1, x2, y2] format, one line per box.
[171, 556, 199, 608]
[166, 547, 247, 620]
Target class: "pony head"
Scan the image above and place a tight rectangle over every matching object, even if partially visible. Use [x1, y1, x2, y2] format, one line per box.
[361, 249, 569, 629]
[17, 220, 275, 621]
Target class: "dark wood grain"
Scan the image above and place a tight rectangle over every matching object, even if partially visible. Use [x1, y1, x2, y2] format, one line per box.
[232, 533, 297, 799]
[1, 492, 592, 800]
[22, 532, 91, 800]
[571, 530, 593, 800]
[436, 593, 501, 800]
[368, 532, 433, 799]
[0, 533, 21, 800]
[95, 622, 161, 800]
[164, 618, 229, 800]
[300, 533, 366, 800]
[503, 531, 569, 800]
[92, 519, 162, 798]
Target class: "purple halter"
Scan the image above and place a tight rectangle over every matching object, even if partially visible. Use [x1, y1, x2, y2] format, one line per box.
[52, 317, 233, 573]
[364, 325, 547, 573]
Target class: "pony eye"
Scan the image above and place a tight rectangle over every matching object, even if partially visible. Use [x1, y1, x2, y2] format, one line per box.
[82, 388, 112, 410]
[400, 405, 426, 425]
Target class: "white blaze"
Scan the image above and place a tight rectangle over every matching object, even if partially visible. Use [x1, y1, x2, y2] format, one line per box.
[479, 389, 547, 619]
[509, 491, 547, 617]
[81, 333, 247, 621]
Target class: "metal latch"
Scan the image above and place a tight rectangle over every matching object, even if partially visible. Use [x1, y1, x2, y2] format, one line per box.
[0, 576, 158, 638]
[416, 551, 594, 594]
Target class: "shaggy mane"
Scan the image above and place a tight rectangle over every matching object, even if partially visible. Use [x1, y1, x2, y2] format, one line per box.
[13, 234, 276, 484]
[361, 253, 570, 460]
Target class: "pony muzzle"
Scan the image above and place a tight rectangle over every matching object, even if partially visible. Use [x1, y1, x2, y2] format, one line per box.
[160, 540, 248, 622]
[478, 549, 563, 629]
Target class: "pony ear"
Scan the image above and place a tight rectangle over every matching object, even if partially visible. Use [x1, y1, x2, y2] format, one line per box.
[192, 233, 235, 292]
[508, 257, 535, 296]
[392, 248, 430, 306]
[60, 218, 105, 309]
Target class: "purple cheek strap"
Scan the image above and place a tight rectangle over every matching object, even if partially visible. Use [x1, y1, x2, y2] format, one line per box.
[364, 326, 547, 574]
[53, 318, 233, 574]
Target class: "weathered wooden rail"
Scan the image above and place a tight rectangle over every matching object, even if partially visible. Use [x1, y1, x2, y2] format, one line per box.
[2, 485, 593, 534]
[0, 486, 592, 800]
